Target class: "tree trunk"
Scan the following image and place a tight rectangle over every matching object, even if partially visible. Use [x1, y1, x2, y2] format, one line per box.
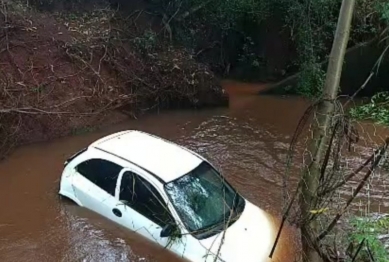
[299, 0, 356, 261]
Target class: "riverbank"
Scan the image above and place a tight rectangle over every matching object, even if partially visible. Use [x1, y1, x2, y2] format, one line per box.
[0, 1, 228, 159]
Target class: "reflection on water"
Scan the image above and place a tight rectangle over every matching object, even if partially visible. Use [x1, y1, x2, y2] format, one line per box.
[1, 81, 388, 261]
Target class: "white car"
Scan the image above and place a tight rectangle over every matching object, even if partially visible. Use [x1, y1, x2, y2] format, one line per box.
[59, 130, 274, 262]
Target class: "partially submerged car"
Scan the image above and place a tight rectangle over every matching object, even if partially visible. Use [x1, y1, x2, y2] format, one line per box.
[59, 130, 274, 262]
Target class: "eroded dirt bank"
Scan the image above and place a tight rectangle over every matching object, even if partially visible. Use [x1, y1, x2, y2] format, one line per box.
[0, 2, 228, 159]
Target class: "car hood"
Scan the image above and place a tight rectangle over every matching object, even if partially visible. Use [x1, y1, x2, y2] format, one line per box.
[199, 200, 275, 262]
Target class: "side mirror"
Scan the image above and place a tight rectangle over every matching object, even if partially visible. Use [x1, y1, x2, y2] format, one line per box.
[160, 223, 177, 238]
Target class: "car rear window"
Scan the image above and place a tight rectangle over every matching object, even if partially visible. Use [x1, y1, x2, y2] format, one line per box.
[76, 159, 123, 196]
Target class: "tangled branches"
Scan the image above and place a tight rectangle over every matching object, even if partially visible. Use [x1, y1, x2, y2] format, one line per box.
[58, 7, 226, 114]
[270, 94, 389, 261]
[0, 1, 227, 159]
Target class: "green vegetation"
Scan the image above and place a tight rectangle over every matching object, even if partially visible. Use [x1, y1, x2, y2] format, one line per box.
[132, 30, 158, 55]
[349, 4, 389, 126]
[149, 0, 387, 97]
[296, 61, 326, 98]
[284, 0, 386, 97]
[348, 215, 389, 261]
[350, 92, 389, 125]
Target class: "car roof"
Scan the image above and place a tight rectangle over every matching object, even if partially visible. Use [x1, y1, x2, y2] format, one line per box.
[89, 130, 203, 183]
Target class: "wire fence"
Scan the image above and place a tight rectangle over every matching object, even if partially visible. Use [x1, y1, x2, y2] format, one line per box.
[272, 57, 389, 261]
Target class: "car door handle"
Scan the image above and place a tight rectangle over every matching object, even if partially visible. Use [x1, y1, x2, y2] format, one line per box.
[112, 208, 122, 217]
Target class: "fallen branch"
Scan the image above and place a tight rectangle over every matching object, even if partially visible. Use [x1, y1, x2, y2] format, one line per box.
[64, 48, 106, 87]
[0, 106, 98, 115]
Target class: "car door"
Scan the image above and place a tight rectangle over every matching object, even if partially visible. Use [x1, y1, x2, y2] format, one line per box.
[113, 169, 183, 251]
[71, 158, 123, 223]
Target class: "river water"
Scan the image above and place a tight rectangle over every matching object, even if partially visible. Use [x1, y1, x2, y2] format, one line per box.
[0, 81, 388, 262]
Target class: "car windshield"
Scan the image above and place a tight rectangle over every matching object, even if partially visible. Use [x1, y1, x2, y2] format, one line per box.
[164, 161, 245, 239]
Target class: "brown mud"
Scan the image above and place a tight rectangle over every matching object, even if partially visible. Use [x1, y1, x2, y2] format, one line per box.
[0, 3, 227, 159]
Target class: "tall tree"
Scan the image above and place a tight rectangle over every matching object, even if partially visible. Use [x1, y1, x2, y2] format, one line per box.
[299, 0, 356, 261]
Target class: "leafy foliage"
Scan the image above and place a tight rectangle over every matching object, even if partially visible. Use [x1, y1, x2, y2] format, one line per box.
[160, 0, 386, 94]
[132, 30, 158, 55]
[279, 0, 387, 97]
[296, 60, 326, 98]
[347, 1, 389, 126]
[187, 0, 270, 30]
[237, 37, 264, 69]
[350, 92, 389, 125]
[348, 216, 389, 262]
[150, 0, 274, 77]
[378, 1, 389, 23]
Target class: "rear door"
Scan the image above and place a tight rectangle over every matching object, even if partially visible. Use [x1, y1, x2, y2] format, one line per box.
[72, 158, 123, 222]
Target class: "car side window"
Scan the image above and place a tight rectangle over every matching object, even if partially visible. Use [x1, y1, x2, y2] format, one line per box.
[119, 171, 174, 227]
[76, 159, 122, 196]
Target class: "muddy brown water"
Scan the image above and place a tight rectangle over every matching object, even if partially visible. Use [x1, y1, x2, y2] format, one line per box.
[1, 80, 388, 262]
